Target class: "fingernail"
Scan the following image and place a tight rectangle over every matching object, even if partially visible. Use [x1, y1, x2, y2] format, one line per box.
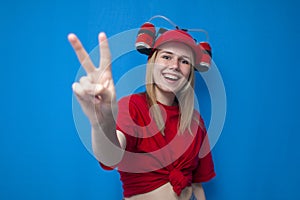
[68, 33, 76, 41]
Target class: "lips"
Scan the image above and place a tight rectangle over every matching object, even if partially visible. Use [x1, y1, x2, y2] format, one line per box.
[162, 73, 180, 81]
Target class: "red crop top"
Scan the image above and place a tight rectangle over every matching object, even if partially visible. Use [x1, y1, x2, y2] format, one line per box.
[100, 93, 215, 198]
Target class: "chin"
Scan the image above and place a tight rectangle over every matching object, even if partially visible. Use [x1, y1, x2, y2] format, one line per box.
[157, 85, 182, 95]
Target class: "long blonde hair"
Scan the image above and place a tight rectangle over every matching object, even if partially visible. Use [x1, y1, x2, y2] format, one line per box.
[145, 51, 197, 135]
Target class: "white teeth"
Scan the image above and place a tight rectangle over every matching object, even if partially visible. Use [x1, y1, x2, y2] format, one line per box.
[164, 74, 179, 80]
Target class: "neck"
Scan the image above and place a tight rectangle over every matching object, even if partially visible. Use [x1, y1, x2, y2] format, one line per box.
[154, 87, 176, 106]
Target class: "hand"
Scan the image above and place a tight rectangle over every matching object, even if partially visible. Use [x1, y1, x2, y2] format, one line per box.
[68, 32, 116, 126]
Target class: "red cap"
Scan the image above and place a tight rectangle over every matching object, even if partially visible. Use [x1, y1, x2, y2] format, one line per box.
[152, 29, 202, 66]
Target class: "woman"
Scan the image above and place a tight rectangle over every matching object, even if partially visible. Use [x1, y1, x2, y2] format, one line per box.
[68, 25, 215, 200]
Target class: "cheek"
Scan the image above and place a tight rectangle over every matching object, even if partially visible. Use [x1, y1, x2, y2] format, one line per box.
[152, 65, 162, 81]
[181, 67, 191, 79]
[153, 63, 164, 73]
[155, 59, 167, 68]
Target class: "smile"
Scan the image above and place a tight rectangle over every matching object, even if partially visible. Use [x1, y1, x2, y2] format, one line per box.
[163, 73, 180, 81]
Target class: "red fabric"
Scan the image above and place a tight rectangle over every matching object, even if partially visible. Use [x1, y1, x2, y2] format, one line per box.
[169, 169, 189, 196]
[153, 30, 202, 65]
[100, 93, 215, 197]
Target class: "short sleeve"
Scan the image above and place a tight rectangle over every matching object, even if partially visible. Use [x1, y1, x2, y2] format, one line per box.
[116, 96, 140, 151]
[192, 116, 216, 182]
[98, 96, 140, 170]
[192, 151, 216, 183]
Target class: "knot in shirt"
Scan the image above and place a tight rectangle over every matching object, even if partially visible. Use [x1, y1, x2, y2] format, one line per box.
[169, 169, 189, 196]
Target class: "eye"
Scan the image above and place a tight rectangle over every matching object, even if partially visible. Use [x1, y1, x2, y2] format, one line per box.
[180, 59, 190, 65]
[162, 55, 171, 60]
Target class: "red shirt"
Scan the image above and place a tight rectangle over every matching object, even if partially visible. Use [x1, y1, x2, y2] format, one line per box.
[101, 93, 215, 197]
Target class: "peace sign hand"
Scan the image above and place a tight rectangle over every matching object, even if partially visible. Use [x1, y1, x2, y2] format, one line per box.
[68, 32, 117, 127]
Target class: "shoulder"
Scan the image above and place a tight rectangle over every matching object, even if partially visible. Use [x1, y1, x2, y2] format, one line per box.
[118, 92, 147, 106]
[117, 92, 149, 117]
[192, 110, 206, 127]
[190, 110, 207, 138]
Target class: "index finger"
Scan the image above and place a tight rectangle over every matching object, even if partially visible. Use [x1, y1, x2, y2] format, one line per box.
[68, 33, 96, 74]
[98, 32, 112, 72]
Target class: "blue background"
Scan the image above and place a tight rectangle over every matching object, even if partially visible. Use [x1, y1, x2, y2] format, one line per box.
[1, 0, 299, 199]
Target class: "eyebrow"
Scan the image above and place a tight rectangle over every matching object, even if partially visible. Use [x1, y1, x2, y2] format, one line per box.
[159, 50, 191, 60]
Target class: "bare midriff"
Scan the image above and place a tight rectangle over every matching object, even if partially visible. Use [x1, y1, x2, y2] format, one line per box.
[124, 182, 193, 200]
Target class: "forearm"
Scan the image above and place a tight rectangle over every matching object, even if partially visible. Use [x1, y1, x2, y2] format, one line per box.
[192, 183, 206, 200]
[91, 112, 124, 166]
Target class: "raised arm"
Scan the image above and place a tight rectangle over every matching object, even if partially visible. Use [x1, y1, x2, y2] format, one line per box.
[68, 32, 125, 166]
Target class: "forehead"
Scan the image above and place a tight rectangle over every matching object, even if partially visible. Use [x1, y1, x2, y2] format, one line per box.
[157, 41, 194, 58]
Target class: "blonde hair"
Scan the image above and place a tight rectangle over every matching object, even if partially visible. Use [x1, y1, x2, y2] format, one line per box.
[145, 51, 197, 135]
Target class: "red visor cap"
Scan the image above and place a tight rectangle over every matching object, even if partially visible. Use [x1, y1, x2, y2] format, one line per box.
[152, 30, 202, 66]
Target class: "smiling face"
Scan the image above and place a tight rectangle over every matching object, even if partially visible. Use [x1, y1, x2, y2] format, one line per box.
[151, 41, 194, 103]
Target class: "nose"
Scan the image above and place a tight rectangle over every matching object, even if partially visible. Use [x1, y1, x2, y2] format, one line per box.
[169, 57, 180, 70]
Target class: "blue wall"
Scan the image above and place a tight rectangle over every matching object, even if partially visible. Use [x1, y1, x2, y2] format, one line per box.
[0, 0, 299, 199]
